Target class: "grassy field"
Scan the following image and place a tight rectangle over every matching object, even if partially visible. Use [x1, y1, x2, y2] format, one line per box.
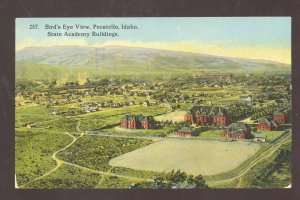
[238, 117, 257, 124]
[96, 175, 152, 188]
[253, 130, 283, 141]
[25, 164, 102, 189]
[198, 129, 223, 139]
[209, 178, 239, 188]
[15, 128, 73, 186]
[154, 110, 186, 122]
[80, 95, 147, 104]
[111, 167, 162, 180]
[57, 135, 153, 172]
[38, 118, 78, 132]
[109, 139, 261, 176]
[15, 105, 57, 127]
[110, 125, 174, 136]
[238, 142, 291, 188]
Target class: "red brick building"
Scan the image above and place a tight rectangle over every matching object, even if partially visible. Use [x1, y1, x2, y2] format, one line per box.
[273, 108, 289, 124]
[120, 114, 154, 129]
[184, 106, 232, 127]
[221, 123, 251, 140]
[257, 117, 278, 131]
[176, 127, 194, 137]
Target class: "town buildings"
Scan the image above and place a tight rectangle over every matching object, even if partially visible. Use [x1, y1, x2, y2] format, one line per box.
[176, 127, 195, 137]
[193, 71, 233, 82]
[273, 108, 289, 124]
[257, 117, 278, 131]
[221, 122, 251, 140]
[184, 106, 232, 127]
[120, 114, 155, 129]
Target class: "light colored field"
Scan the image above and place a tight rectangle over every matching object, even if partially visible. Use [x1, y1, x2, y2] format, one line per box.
[154, 110, 186, 122]
[198, 129, 222, 139]
[109, 139, 260, 176]
[238, 117, 257, 124]
[254, 130, 283, 141]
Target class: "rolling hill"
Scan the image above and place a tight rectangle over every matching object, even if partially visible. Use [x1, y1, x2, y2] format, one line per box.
[16, 45, 291, 80]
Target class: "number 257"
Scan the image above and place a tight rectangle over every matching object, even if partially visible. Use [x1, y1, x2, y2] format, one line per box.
[29, 24, 38, 29]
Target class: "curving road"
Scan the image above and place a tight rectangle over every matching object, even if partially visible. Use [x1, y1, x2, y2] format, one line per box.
[18, 120, 152, 188]
[18, 118, 291, 188]
[19, 132, 84, 188]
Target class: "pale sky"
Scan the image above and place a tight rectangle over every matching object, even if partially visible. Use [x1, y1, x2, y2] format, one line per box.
[16, 17, 291, 64]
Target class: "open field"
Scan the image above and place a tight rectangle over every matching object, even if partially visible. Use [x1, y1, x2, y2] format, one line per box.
[112, 125, 174, 136]
[154, 110, 186, 122]
[198, 129, 223, 139]
[80, 95, 147, 104]
[15, 105, 58, 127]
[238, 117, 257, 124]
[25, 164, 102, 189]
[254, 130, 283, 141]
[206, 131, 291, 188]
[15, 128, 73, 186]
[57, 135, 153, 171]
[109, 139, 261, 176]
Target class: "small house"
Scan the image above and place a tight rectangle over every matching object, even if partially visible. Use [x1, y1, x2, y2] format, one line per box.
[176, 127, 194, 137]
[253, 134, 267, 143]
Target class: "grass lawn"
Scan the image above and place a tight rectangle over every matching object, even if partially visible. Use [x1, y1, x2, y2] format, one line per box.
[154, 110, 186, 122]
[107, 125, 174, 136]
[253, 130, 283, 141]
[238, 117, 257, 124]
[198, 129, 223, 139]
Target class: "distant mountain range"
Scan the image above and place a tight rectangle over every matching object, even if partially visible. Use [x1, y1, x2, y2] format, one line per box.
[16, 46, 291, 80]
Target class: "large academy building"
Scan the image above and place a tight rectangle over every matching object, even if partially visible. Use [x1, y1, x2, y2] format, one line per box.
[120, 114, 155, 129]
[184, 106, 232, 127]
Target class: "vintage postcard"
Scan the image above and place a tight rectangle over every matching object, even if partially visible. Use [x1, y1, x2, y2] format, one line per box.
[15, 17, 291, 189]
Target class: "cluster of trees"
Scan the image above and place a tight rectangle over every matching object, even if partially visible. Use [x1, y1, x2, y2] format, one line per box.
[230, 106, 254, 119]
[230, 105, 275, 120]
[250, 107, 275, 120]
[16, 80, 41, 91]
[154, 169, 208, 189]
[155, 121, 192, 134]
